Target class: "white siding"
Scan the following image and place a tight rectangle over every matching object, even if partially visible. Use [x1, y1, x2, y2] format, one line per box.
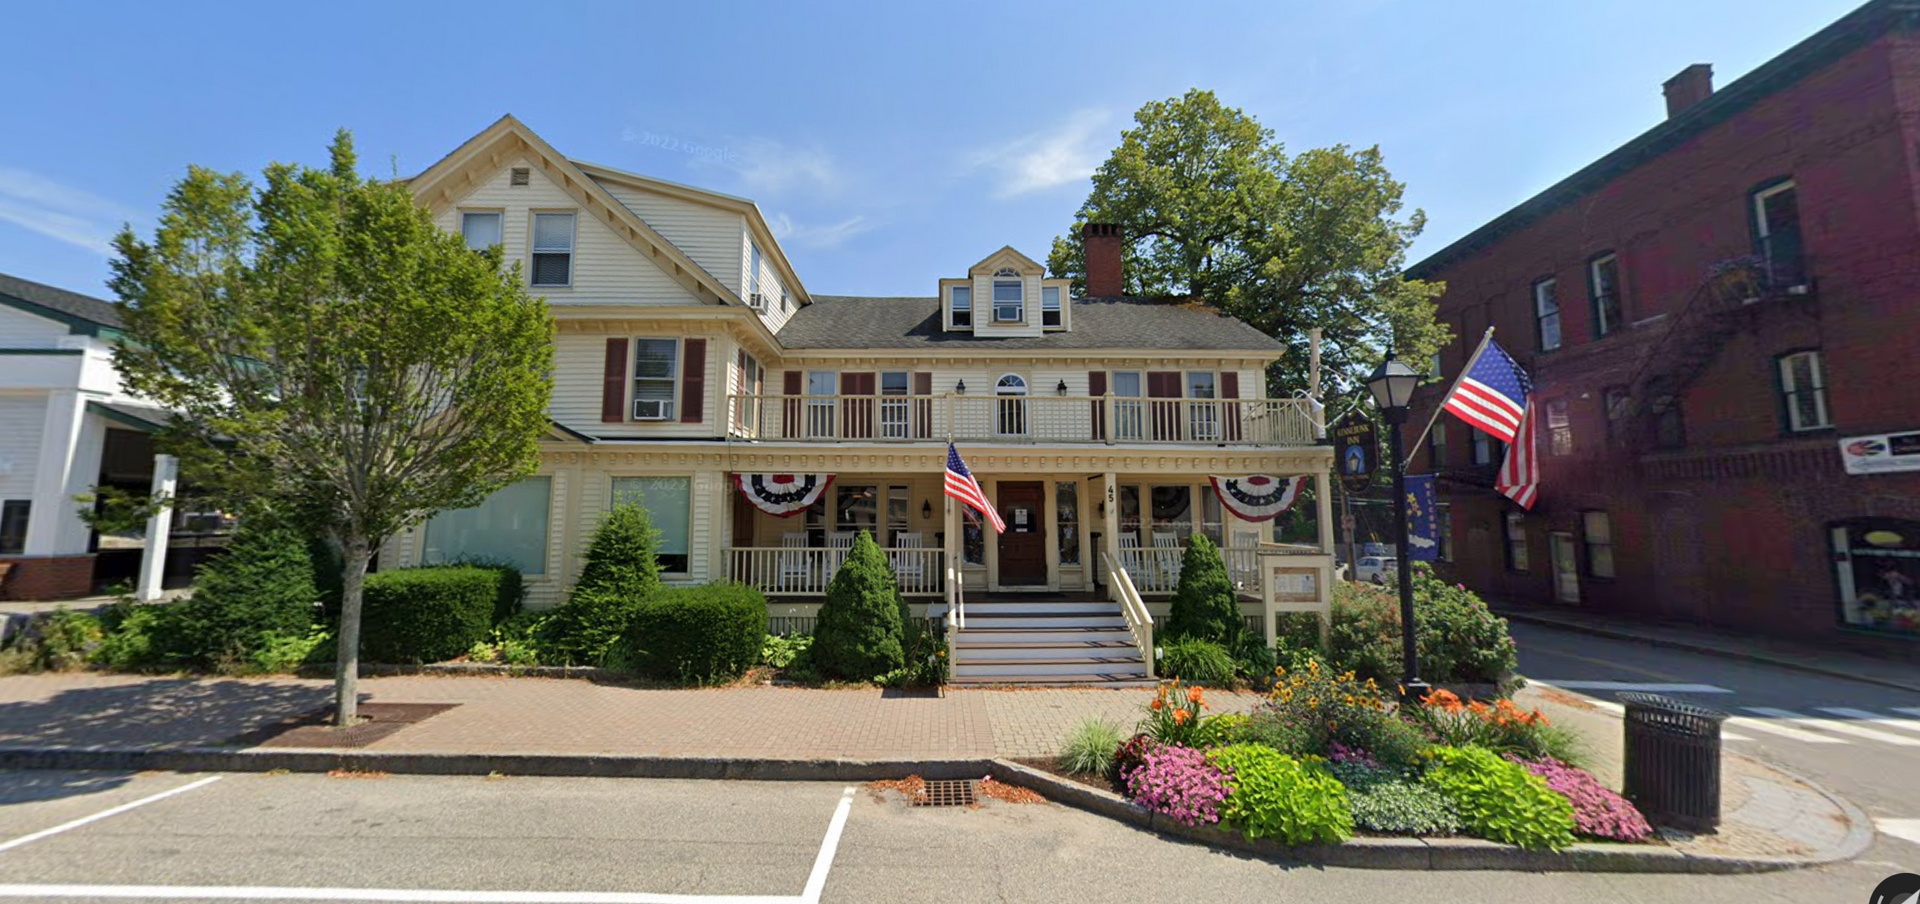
[0, 309, 70, 348]
[593, 181, 745, 291]
[434, 157, 701, 306]
[744, 237, 796, 334]
[968, 271, 1045, 339]
[552, 330, 724, 440]
[0, 395, 46, 502]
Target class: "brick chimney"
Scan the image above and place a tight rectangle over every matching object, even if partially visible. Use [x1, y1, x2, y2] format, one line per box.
[1082, 223, 1124, 297]
[1663, 63, 1714, 119]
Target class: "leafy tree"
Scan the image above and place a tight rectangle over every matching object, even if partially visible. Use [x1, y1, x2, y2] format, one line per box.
[109, 131, 554, 724]
[1047, 89, 1448, 401]
[1165, 533, 1242, 646]
[811, 531, 906, 679]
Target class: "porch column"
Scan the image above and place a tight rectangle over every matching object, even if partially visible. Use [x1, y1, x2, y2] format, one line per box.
[24, 390, 89, 556]
[1315, 468, 1336, 556]
[135, 454, 178, 602]
[1101, 471, 1119, 582]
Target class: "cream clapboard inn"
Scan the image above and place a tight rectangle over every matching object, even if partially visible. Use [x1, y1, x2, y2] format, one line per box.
[394, 116, 1338, 683]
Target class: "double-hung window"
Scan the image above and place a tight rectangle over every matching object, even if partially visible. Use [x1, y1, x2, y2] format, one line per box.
[993, 279, 1024, 323]
[1041, 286, 1062, 327]
[1428, 422, 1448, 468]
[1583, 511, 1615, 579]
[460, 211, 502, 250]
[879, 371, 911, 439]
[1589, 253, 1623, 338]
[950, 286, 972, 328]
[1603, 386, 1631, 448]
[1547, 398, 1573, 456]
[631, 339, 679, 420]
[1472, 428, 1493, 466]
[749, 243, 764, 309]
[531, 212, 575, 287]
[1753, 179, 1805, 287]
[1778, 350, 1831, 432]
[1534, 277, 1561, 352]
[1505, 511, 1530, 573]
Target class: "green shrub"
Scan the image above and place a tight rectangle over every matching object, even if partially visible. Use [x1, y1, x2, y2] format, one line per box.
[22, 609, 105, 671]
[91, 602, 193, 671]
[176, 518, 320, 667]
[1262, 659, 1424, 767]
[573, 503, 662, 600]
[1160, 636, 1236, 684]
[1331, 762, 1464, 836]
[1197, 712, 1251, 747]
[447, 558, 526, 624]
[469, 613, 546, 666]
[1233, 634, 1278, 682]
[359, 566, 501, 663]
[1327, 567, 1517, 685]
[1205, 744, 1354, 845]
[810, 532, 905, 680]
[1060, 716, 1127, 776]
[1164, 533, 1241, 646]
[248, 628, 332, 673]
[1237, 709, 1314, 757]
[623, 583, 767, 684]
[761, 633, 813, 669]
[1422, 746, 1576, 851]
[533, 589, 643, 666]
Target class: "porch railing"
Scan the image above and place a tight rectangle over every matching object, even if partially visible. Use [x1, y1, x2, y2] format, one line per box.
[1103, 551, 1154, 679]
[726, 393, 1316, 446]
[1121, 546, 1306, 595]
[726, 546, 946, 596]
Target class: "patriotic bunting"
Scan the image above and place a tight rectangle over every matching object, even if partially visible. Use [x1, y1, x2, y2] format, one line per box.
[735, 473, 834, 517]
[1207, 475, 1304, 522]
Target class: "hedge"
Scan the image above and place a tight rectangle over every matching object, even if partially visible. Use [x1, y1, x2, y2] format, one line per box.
[624, 583, 768, 684]
[359, 566, 504, 663]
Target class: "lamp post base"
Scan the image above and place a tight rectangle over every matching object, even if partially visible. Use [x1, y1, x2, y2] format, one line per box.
[1401, 678, 1432, 705]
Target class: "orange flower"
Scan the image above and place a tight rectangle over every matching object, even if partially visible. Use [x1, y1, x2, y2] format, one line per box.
[1173, 708, 1191, 725]
[1187, 686, 1205, 706]
[1150, 698, 1165, 711]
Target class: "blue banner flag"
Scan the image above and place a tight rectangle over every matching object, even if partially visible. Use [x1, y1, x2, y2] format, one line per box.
[1405, 474, 1440, 562]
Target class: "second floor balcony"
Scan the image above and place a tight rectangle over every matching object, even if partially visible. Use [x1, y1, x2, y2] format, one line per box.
[725, 393, 1318, 446]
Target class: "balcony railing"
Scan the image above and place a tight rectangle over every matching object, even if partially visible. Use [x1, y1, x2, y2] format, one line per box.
[726, 394, 1316, 446]
[727, 546, 946, 596]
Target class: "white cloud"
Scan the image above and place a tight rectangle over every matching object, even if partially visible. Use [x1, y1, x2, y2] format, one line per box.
[966, 110, 1111, 199]
[0, 167, 140, 254]
[727, 139, 841, 196]
[769, 212, 875, 250]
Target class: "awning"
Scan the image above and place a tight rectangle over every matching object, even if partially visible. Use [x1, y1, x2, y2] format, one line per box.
[87, 401, 175, 433]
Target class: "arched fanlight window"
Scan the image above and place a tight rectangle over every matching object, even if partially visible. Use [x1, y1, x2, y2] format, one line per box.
[995, 374, 1029, 436]
[993, 268, 1019, 277]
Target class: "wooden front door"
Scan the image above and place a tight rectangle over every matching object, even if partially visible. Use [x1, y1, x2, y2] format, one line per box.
[997, 481, 1047, 586]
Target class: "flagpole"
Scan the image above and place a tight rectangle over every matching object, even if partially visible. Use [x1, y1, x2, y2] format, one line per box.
[1404, 326, 1495, 469]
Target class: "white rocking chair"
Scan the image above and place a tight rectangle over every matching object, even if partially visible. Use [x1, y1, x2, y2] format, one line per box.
[777, 533, 813, 593]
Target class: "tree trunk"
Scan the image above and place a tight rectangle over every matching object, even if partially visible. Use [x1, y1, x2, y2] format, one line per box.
[333, 536, 372, 727]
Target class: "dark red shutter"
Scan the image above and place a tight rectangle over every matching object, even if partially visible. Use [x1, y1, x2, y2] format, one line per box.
[1220, 371, 1242, 441]
[679, 338, 706, 424]
[912, 372, 933, 439]
[782, 371, 803, 438]
[1089, 371, 1108, 441]
[601, 338, 629, 423]
[1147, 371, 1181, 441]
[841, 372, 874, 439]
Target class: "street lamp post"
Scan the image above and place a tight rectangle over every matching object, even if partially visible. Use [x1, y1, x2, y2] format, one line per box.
[1366, 354, 1431, 705]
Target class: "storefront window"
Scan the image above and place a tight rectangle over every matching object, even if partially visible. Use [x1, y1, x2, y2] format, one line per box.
[1833, 519, 1920, 636]
[423, 477, 551, 575]
[1056, 482, 1079, 566]
[611, 476, 691, 573]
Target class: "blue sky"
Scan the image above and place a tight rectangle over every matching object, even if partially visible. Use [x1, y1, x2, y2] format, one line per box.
[0, 0, 1862, 301]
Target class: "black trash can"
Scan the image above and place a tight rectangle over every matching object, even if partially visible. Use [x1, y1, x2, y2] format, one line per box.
[1619, 692, 1727, 833]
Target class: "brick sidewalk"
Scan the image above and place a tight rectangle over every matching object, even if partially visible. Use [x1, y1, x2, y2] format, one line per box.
[0, 673, 1261, 760]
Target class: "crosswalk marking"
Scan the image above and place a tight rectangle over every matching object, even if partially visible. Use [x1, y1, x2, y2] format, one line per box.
[1740, 707, 1920, 747]
[1539, 688, 1754, 740]
[1895, 707, 1920, 720]
[1544, 681, 1733, 694]
[1725, 713, 1846, 744]
[1815, 707, 1920, 735]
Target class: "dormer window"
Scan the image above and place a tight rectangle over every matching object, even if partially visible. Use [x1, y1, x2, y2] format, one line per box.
[993, 279, 1024, 323]
[950, 286, 972, 327]
[1042, 286, 1062, 328]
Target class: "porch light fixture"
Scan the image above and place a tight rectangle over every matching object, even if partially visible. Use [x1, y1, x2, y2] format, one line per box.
[955, 380, 966, 395]
[1056, 380, 1069, 396]
[1365, 352, 1429, 704]
[921, 500, 932, 519]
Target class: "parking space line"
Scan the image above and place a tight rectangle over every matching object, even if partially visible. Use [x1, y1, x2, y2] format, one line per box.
[0, 885, 795, 902]
[0, 775, 223, 855]
[1880, 819, 1920, 847]
[800, 787, 855, 904]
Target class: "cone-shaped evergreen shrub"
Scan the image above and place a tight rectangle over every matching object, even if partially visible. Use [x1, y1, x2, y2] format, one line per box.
[537, 503, 661, 665]
[178, 517, 321, 666]
[811, 531, 906, 679]
[1165, 533, 1241, 645]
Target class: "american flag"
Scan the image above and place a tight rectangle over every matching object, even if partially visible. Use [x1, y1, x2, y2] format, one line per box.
[1443, 338, 1532, 445]
[945, 443, 1005, 533]
[1496, 399, 1539, 509]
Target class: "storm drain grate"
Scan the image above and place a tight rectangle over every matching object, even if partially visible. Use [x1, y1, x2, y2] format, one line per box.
[913, 779, 977, 807]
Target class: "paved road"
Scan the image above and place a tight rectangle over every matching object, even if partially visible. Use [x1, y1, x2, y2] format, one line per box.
[0, 767, 1903, 904]
[1514, 620, 1920, 883]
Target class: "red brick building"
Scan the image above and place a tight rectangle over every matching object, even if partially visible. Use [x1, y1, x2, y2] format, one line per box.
[1405, 0, 1920, 655]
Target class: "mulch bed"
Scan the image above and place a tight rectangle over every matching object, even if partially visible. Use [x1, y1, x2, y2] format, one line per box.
[1011, 756, 1117, 794]
[232, 702, 459, 749]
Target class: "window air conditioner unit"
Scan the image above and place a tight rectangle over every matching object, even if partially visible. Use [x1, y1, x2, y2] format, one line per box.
[749, 292, 765, 310]
[632, 399, 674, 420]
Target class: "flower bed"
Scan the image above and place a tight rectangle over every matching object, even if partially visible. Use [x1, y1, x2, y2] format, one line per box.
[1067, 677, 1652, 853]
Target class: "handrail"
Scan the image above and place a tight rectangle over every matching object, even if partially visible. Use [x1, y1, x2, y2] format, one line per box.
[1103, 551, 1154, 679]
[724, 392, 1317, 446]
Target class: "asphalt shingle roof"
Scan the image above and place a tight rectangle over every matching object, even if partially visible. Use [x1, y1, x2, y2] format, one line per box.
[777, 295, 1283, 352]
[0, 271, 122, 330]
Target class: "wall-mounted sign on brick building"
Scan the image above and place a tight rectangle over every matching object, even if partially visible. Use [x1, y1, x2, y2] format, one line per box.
[1839, 430, 1920, 476]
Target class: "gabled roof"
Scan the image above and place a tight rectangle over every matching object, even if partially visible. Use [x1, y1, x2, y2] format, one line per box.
[777, 295, 1285, 352]
[0, 271, 121, 334]
[967, 245, 1046, 275]
[407, 115, 745, 308]
[1406, 0, 1920, 279]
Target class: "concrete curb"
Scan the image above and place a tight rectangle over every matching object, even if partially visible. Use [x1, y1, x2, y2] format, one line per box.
[1496, 608, 1920, 695]
[0, 746, 1870, 873]
[984, 759, 1872, 874]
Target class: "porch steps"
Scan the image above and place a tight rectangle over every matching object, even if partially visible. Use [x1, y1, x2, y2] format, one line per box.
[949, 599, 1150, 685]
